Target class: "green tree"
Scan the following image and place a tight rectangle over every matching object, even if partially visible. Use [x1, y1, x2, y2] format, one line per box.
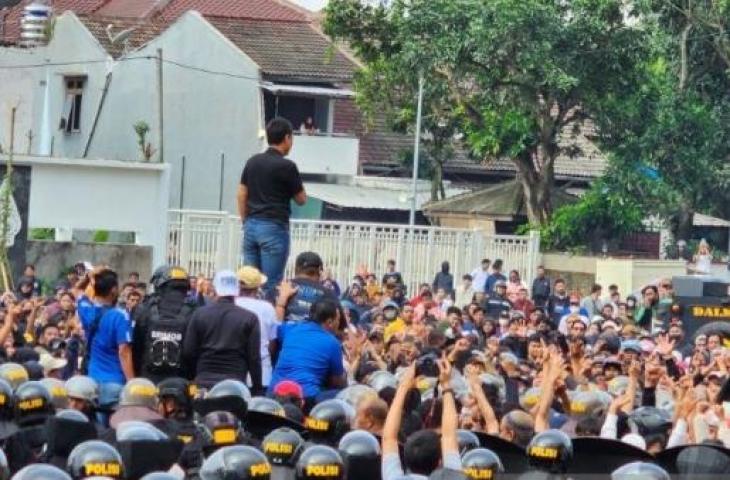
[325, 0, 650, 223]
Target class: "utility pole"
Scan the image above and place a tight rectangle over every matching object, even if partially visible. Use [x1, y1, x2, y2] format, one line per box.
[156, 48, 164, 163]
[409, 73, 425, 226]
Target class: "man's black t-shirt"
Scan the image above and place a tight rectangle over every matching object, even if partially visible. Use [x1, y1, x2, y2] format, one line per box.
[241, 148, 304, 225]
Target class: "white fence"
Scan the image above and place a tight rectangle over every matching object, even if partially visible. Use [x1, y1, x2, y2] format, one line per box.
[167, 209, 541, 293]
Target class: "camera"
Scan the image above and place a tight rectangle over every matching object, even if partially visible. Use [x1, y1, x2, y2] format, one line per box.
[415, 351, 440, 377]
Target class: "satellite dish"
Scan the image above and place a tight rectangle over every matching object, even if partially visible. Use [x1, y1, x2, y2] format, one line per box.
[105, 24, 135, 46]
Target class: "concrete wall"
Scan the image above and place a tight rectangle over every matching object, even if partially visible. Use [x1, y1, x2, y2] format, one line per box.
[541, 253, 597, 294]
[27, 240, 152, 284]
[596, 259, 687, 296]
[4, 154, 170, 268]
[1, 11, 265, 213]
[85, 11, 264, 212]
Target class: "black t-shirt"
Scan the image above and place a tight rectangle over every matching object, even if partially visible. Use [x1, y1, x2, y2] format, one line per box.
[241, 148, 304, 225]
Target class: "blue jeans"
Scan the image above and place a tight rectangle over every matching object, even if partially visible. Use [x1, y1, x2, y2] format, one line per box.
[243, 218, 290, 295]
[97, 382, 123, 427]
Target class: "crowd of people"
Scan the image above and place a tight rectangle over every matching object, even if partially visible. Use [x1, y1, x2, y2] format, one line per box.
[0, 254, 728, 480]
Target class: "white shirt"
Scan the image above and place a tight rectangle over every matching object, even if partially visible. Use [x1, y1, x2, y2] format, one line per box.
[235, 296, 279, 361]
[471, 268, 489, 293]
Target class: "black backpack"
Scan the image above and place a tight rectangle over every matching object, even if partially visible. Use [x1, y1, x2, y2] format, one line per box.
[144, 298, 195, 374]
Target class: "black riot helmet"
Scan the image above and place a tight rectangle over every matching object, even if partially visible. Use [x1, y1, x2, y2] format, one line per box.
[612, 461, 670, 480]
[457, 430, 480, 455]
[199, 445, 272, 480]
[338, 430, 381, 480]
[462, 448, 504, 480]
[208, 380, 252, 402]
[0, 449, 8, 480]
[115, 421, 182, 480]
[526, 429, 573, 474]
[140, 473, 180, 480]
[305, 400, 351, 445]
[249, 397, 286, 417]
[157, 377, 193, 417]
[13, 380, 53, 425]
[45, 409, 98, 461]
[195, 379, 251, 420]
[67, 440, 124, 479]
[0, 379, 13, 420]
[39, 378, 69, 410]
[295, 445, 345, 480]
[151, 265, 189, 292]
[11, 464, 72, 480]
[0, 362, 28, 390]
[628, 407, 672, 438]
[201, 411, 245, 453]
[262, 427, 305, 467]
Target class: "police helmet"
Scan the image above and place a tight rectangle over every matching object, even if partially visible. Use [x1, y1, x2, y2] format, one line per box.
[118, 378, 158, 410]
[335, 385, 377, 408]
[570, 390, 612, 420]
[40, 377, 69, 410]
[461, 448, 503, 480]
[295, 445, 345, 480]
[611, 461, 669, 480]
[519, 387, 541, 412]
[338, 429, 380, 458]
[0, 362, 28, 390]
[305, 400, 352, 444]
[67, 440, 124, 479]
[262, 427, 305, 467]
[140, 473, 180, 480]
[151, 265, 189, 291]
[11, 464, 72, 480]
[0, 449, 8, 480]
[200, 445, 272, 480]
[628, 407, 672, 437]
[207, 379, 252, 402]
[157, 377, 193, 413]
[526, 429, 573, 474]
[115, 421, 168, 442]
[202, 411, 244, 448]
[367, 370, 398, 393]
[65, 376, 99, 404]
[13, 380, 53, 424]
[457, 430, 480, 455]
[0, 379, 13, 420]
[56, 408, 90, 422]
[248, 397, 285, 417]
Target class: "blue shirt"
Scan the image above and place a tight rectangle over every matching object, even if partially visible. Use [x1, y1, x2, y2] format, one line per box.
[78, 296, 132, 385]
[269, 321, 344, 398]
[484, 272, 506, 293]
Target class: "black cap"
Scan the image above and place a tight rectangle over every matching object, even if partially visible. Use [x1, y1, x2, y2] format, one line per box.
[296, 252, 323, 271]
[295, 445, 345, 480]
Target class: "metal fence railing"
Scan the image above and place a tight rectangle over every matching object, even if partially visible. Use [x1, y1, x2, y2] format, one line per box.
[167, 209, 541, 293]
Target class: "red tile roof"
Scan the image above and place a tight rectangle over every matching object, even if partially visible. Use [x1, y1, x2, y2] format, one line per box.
[159, 0, 306, 23]
[95, 0, 165, 18]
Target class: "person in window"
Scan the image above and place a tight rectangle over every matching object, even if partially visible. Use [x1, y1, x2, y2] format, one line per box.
[300, 116, 317, 135]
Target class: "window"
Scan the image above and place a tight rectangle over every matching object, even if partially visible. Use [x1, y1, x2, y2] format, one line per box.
[60, 77, 85, 133]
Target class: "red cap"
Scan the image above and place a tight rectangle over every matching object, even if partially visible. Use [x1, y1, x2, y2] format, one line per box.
[273, 380, 304, 399]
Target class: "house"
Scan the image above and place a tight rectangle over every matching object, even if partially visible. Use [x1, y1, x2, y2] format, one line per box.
[0, 0, 464, 221]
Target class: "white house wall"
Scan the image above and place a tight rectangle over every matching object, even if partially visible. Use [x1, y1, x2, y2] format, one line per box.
[86, 11, 264, 212]
[0, 47, 43, 153]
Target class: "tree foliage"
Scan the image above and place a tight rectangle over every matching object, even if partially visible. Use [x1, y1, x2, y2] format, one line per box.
[324, 0, 651, 223]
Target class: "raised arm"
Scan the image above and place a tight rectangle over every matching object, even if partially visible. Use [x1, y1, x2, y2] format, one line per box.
[439, 355, 459, 456]
[466, 365, 499, 435]
[535, 348, 563, 433]
[383, 363, 416, 455]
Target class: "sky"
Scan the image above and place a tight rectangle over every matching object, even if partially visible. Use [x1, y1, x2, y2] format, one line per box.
[289, 0, 328, 11]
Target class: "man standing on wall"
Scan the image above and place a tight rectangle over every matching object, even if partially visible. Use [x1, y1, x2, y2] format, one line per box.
[238, 117, 307, 295]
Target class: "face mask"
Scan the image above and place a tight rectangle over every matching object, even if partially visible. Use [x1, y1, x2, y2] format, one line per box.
[384, 310, 397, 321]
[569, 306, 580, 313]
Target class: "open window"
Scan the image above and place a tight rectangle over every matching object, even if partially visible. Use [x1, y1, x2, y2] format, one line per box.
[59, 76, 85, 133]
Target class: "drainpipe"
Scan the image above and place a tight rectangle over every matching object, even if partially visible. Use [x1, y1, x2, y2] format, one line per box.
[82, 70, 113, 157]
